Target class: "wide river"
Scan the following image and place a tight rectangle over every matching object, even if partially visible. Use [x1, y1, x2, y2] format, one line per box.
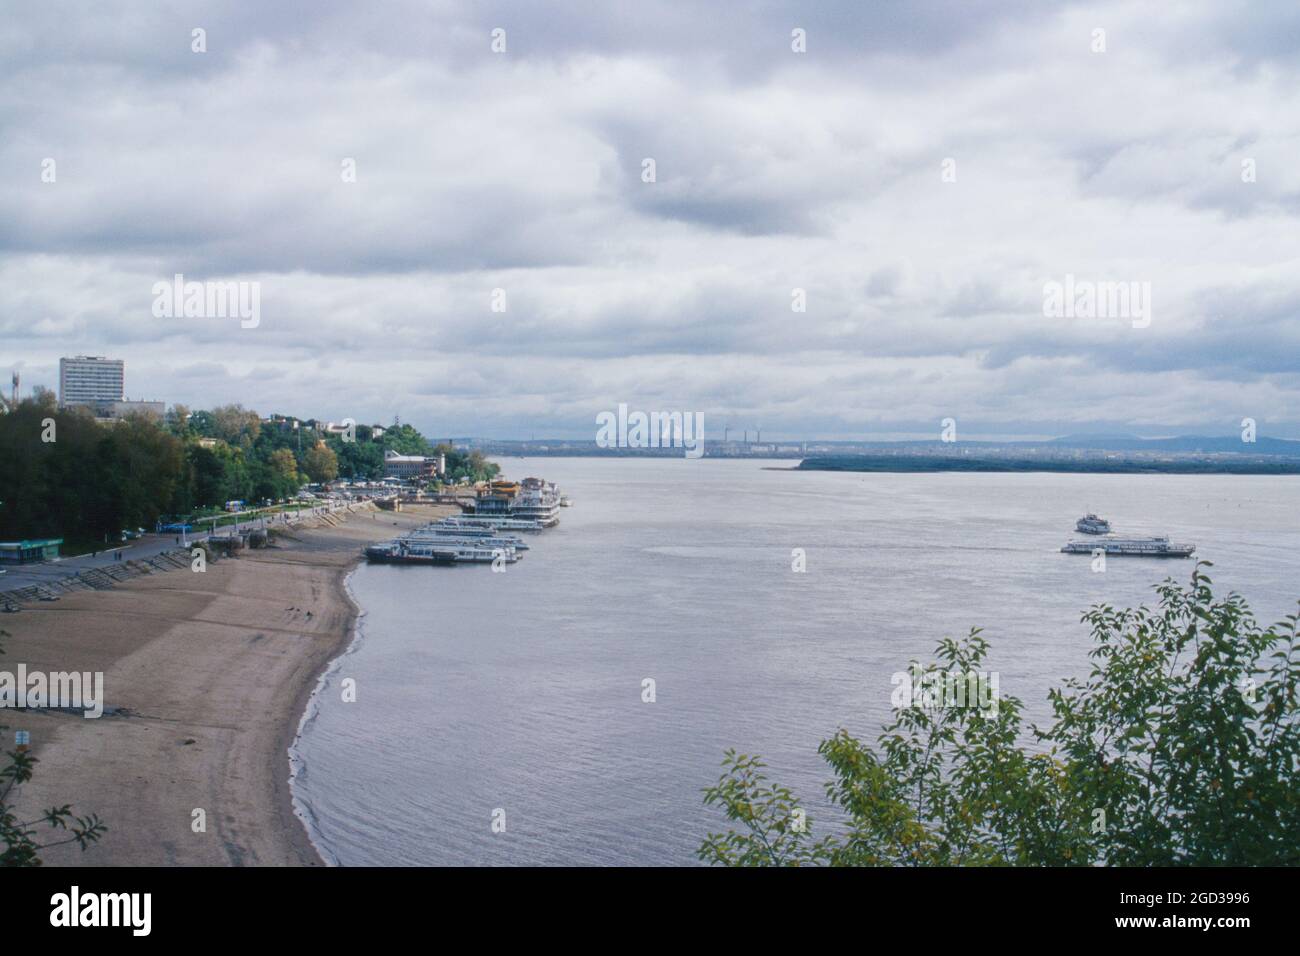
[291, 458, 1299, 865]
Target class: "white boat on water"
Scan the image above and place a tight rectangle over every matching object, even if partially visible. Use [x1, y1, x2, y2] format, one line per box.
[1061, 536, 1194, 558]
[1075, 513, 1111, 534]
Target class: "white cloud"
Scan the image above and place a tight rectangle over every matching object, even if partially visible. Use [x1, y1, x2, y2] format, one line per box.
[1, 0, 1298, 438]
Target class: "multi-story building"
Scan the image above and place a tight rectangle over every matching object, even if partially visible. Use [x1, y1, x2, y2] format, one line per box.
[382, 449, 445, 480]
[59, 355, 124, 408]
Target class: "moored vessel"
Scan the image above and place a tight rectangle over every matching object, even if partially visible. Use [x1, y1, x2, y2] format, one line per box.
[1075, 513, 1111, 534]
[438, 516, 545, 532]
[364, 538, 519, 565]
[471, 477, 562, 527]
[403, 529, 529, 551]
[1061, 536, 1194, 558]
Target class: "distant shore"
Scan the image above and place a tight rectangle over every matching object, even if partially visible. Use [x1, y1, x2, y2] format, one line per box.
[797, 455, 1300, 475]
[5, 503, 452, 866]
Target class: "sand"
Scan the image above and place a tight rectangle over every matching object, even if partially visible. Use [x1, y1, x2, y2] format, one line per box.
[2, 504, 451, 866]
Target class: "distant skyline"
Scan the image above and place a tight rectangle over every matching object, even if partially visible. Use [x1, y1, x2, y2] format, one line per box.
[4, 1, 1299, 440]
[16, 346, 1300, 443]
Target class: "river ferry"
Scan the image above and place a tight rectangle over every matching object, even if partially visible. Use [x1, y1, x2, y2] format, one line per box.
[1061, 536, 1194, 558]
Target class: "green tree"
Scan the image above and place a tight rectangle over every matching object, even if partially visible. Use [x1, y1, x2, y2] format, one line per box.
[208, 404, 261, 446]
[28, 386, 57, 413]
[0, 399, 184, 542]
[186, 444, 232, 509]
[268, 448, 300, 488]
[436, 444, 499, 483]
[301, 442, 339, 483]
[700, 565, 1300, 866]
[329, 436, 384, 479]
[0, 631, 106, 866]
[382, 423, 432, 456]
[164, 403, 192, 438]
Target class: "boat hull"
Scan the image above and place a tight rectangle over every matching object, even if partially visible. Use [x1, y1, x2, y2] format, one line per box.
[365, 548, 457, 565]
[364, 544, 517, 565]
[1061, 541, 1194, 558]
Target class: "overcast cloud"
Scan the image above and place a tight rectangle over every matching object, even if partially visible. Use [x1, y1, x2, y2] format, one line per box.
[2, 0, 1298, 438]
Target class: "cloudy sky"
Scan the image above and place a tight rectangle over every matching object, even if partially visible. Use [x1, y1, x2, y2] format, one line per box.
[3, 0, 1299, 439]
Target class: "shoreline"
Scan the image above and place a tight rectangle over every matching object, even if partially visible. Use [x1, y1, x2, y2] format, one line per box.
[277, 558, 361, 867]
[285, 561, 365, 867]
[4, 503, 452, 866]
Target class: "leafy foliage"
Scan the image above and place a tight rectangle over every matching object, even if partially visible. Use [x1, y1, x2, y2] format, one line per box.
[301, 442, 339, 483]
[700, 565, 1300, 866]
[438, 445, 499, 483]
[0, 399, 500, 539]
[0, 400, 184, 542]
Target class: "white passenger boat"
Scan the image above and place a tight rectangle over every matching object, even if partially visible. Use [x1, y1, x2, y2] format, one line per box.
[1075, 513, 1111, 534]
[364, 539, 519, 565]
[1061, 536, 1194, 558]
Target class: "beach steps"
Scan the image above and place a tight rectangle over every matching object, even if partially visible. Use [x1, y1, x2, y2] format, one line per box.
[2, 584, 62, 605]
[77, 568, 117, 590]
[0, 548, 197, 610]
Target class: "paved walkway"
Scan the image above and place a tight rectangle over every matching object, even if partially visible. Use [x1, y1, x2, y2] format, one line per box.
[0, 504, 350, 591]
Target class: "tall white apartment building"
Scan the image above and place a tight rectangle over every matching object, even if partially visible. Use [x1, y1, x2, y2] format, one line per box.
[59, 355, 125, 408]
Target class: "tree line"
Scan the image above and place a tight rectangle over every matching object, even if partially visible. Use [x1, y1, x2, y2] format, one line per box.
[0, 394, 498, 545]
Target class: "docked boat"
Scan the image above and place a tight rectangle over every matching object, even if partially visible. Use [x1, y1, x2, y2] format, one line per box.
[1061, 536, 1194, 558]
[437, 516, 545, 532]
[1075, 513, 1111, 534]
[471, 477, 562, 527]
[403, 529, 528, 551]
[510, 481, 562, 527]
[364, 539, 519, 565]
[416, 521, 504, 537]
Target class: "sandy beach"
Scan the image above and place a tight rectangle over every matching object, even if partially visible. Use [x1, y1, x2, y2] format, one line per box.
[3, 504, 451, 866]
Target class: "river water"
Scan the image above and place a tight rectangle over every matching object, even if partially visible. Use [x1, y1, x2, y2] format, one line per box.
[291, 458, 1299, 865]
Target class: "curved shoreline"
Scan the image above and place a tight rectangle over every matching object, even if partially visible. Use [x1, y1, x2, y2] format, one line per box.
[286, 562, 366, 867]
[279, 508, 456, 867]
[5, 503, 452, 866]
